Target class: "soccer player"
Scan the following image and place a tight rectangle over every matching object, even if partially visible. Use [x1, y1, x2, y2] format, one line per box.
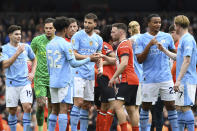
[109, 23, 139, 131]
[65, 18, 79, 42]
[1, 25, 36, 131]
[95, 25, 116, 131]
[135, 14, 178, 131]
[157, 15, 197, 131]
[31, 18, 55, 131]
[46, 16, 99, 131]
[169, 25, 180, 83]
[70, 13, 103, 131]
[65, 17, 79, 131]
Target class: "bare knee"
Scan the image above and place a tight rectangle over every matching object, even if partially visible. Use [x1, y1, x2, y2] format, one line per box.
[8, 107, 17, 115]
[142, 102, 152, 111]
[81, 101, 92, 110]
[164, 101, 176, 111]
[22, 103, 32, 113]
[74, 98, 84, 107]
[36, 97, 46, 109]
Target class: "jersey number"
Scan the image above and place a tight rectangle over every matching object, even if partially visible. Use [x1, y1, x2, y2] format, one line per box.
[47, 50, 62, 68]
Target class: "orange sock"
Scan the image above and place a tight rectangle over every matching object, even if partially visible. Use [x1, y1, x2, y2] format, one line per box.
[77, 120, 80, 130]
[99, 110, 107, 131]
[66, 112, 70, 131]
[105, 110, 114, 131]
[132, 126, 139, 131]
[0, 115, 4, 131]
[120, 122, 128, 131]
[96, 111, 101, 131]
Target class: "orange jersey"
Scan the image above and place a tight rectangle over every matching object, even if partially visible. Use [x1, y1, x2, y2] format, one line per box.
[95, 42, 116, 87]
[65, 38, 71, 42]
[171, 40, 179, 83]
[102, 42, 116, 79]
[117, 39, 139, 85]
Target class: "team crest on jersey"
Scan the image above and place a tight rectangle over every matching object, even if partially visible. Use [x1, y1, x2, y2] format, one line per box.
[69, 49, 72, 55]
[95, 42, 98, 47]
[89, 41, 93, 46]
[72, 39, 75, 45]
[160, 40, 165, 44]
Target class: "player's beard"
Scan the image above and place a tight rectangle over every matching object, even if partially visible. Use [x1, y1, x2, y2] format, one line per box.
[84, 27, 93, 34]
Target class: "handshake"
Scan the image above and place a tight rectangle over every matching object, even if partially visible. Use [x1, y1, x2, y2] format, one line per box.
[89, 53, 102, 62]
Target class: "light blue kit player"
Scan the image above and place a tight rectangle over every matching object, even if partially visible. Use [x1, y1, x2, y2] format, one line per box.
[70, 13, 103, 131]
[135, 14, 179, 131]
[46, 17, 98, 131]
[1, 25, 36, 131]
[130, 33, 143, 106]
[158, 15, 197, 131]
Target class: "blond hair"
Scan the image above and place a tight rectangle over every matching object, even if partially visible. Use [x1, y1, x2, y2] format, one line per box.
[174, 15, 190, 29]
[128, 21, 140, 35]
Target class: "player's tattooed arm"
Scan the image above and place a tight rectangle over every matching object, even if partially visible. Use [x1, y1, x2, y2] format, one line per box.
[157, 42, 177, 60]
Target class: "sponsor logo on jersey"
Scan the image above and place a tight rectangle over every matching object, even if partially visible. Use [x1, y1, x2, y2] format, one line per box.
[89, 41, 93, 46]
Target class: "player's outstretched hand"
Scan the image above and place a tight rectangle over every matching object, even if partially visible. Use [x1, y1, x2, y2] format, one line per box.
[174, 80, 180, 92]
[90, 53, 101, 62]
[17, 44, 25, 54]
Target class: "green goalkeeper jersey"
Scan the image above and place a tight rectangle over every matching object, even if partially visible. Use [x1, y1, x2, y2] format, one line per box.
[31, 34, 52, 86]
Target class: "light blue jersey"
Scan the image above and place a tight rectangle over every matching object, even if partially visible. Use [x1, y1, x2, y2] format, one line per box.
[71, 30, 103, 80]
[130, 34, 143, 82]
[135, 31, 175, 83]
[2, 43, 35, 87]
[46, 36, 75, 88]
[176, 33, 197, 84]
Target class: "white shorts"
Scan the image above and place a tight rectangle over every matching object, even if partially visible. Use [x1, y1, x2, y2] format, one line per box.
[50, 84, 73, 104]
[175, 83, 196, 106]
[136, 82, 142, 106]
[142, 80, 175, 102]
[73, 77, 94, 101]
[6, 84, 33, 107]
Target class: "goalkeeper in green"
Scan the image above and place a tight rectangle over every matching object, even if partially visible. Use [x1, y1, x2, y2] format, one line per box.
[31, 18, 55, 131]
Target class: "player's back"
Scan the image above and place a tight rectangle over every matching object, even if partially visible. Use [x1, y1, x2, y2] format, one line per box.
[130, 34, 143, 82]
[176, 33, 197, 84]
[46, 36, 73, 88]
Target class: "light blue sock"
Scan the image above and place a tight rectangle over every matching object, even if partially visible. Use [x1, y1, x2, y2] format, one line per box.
[70, 105, 80, 131]
[8, 114, 17, 131]
[146, 123, 151, 131]
[48, 114, 57, 131]
[58, 114, 68, 131]
[23, 113, 31, 131]
[80, 109, 89, 131]
[184, 110, 194, 131]
[177, 111, 185, 131]
[140, 109, 149, 131]
[168, 110, 178, 131]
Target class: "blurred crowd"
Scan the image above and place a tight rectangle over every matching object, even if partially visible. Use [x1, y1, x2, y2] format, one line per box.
[0, 12, 197, 131]
[0, 12, 197, 46]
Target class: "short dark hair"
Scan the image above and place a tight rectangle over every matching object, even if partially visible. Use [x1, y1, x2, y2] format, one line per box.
[112, 23, 127, 33]
[7, 25, 21, 34]
[169, 25, 175, 33]
[100, 25, 112, 42]
[53, 16, 70, 32]
[147, 14, 160, 23]
[69, 18, 77, 24]
[44, 18, 55, 24]
[84, 13, 98, 22]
